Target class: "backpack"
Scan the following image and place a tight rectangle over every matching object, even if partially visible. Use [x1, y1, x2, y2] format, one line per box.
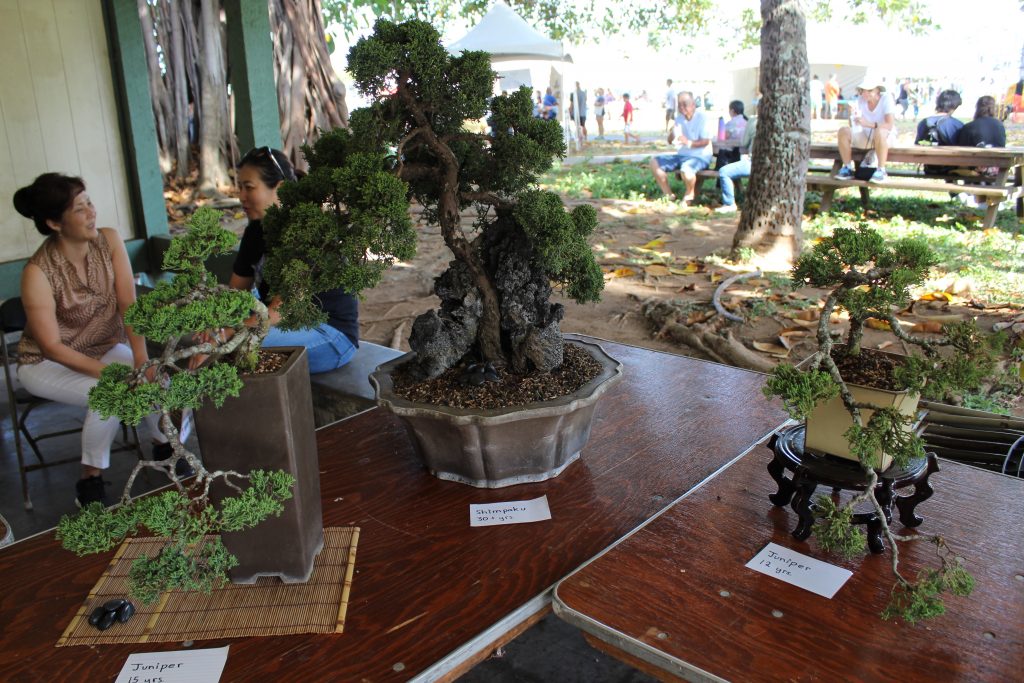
[923, 116, 944, 145]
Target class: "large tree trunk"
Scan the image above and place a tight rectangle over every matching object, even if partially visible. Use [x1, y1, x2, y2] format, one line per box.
[138, 0, 174, 175]
[270, 0, 349, 170]
[138, 0, 348, 193]
[732, 0, 809, 261]
[197, 0, 231, 194]
[166, 0, 191, 181]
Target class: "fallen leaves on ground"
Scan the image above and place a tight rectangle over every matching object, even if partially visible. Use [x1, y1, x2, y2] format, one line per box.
[608, 267, 637, 278]
[753, 340, 791, 357]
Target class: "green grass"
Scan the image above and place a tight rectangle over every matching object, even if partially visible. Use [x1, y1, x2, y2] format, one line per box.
[804, 193, 1024, 304]
[540, 159, 1024, 305]
[541, 161, 660, 200]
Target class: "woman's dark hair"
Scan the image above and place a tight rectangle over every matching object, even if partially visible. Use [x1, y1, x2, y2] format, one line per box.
[974, 95, 996, 119]
[237, 146, 296, 187]
[729, 100, 746, 119]
[12, 173, 86, 236]
[935, 89, 962, 114]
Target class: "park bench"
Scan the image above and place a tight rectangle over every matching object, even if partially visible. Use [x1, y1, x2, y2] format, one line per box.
[806, 143, 1024, 228]
[687, 144, 1023, 228]
[308, 341, 403, 427]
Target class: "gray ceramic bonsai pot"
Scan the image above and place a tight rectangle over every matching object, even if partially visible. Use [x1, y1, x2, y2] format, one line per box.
[370, 335, 623, 488]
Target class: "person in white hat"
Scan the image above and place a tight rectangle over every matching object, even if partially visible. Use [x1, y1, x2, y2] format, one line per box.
[833, 77, 897, 182]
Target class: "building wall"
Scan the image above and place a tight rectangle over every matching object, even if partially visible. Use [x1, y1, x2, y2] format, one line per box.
[0, 0, 133, 262]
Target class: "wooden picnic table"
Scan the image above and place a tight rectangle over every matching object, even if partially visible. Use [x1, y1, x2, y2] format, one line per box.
[0, 338, 787, 682]
[807, 143, 1024, 227]
[553, 444, 1024, 682]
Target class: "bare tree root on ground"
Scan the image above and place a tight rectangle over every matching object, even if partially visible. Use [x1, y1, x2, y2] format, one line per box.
[641, 298, 775, 373]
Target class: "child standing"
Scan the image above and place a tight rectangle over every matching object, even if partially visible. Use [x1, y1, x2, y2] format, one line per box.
[622, 93, 640, 144]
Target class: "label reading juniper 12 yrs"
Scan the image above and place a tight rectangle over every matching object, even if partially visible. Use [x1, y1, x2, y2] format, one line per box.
[470, 496, 552, 527]
[114, 645, 229, 683]
[745, 542, 852, 598]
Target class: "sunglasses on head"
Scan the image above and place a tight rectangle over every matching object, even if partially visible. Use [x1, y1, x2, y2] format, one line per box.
[258, 146, 286, 180]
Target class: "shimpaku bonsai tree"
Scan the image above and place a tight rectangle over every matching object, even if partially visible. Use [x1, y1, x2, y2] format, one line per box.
[56, 188, 412, 603]
[764, 224, 1001, 622]
[267, 18, 601, 380]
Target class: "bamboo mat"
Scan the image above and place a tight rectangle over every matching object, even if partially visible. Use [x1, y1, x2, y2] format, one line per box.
[57, 526, 358, 647]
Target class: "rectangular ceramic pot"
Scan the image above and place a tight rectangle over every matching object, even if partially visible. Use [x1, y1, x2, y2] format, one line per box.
[197, 346, 323, 584]
[805, 381, 919, 471]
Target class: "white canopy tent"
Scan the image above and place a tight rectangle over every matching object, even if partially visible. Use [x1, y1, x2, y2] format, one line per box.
[447, 1, 581, 149]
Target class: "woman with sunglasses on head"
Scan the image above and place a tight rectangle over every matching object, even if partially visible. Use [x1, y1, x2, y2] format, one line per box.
[12, 173, 177, 507]
[230, 147, 359, 373]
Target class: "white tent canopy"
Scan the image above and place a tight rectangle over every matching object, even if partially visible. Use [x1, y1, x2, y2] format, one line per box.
[448, 2, 584, 149]
[447, 0, 568, 63]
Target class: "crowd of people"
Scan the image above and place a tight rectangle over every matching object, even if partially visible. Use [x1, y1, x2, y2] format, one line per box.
[832, 80, 1006, 188]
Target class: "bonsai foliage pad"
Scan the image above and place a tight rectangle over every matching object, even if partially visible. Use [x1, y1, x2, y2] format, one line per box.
[57, 527, 358, 647]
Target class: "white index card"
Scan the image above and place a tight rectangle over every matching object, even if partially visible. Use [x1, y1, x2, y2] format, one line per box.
[470, 495, 552, 527]
[746, 542, 853, 598]
[114, 645, 230, 683]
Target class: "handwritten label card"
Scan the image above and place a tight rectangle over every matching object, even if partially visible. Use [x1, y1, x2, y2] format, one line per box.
[470, 496, 552, 527]
[746, 542, 852, 598]
[114, 645, 229, 683]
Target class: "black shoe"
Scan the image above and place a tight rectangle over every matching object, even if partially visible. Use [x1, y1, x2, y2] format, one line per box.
[153, 442, 194, 478]
[75, 475, 108, 508]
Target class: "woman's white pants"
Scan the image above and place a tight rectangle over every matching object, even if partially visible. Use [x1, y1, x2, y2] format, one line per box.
[16, 344, 176, 469]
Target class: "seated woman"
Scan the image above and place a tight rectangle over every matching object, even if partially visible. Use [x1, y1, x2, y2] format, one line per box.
[13, 173, 172, 507]
[834, 79, 897, 182]
[956, 96, 1007, 206]
[715, 116, 757, 214]
[714, 100, 748, 169]
[914, 89, 964, 175]
[958, 96, 1006, 149]
[230, 146, 359, 373]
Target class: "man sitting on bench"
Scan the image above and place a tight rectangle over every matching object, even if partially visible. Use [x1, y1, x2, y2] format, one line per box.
[649, 92, 712, 205]
[834, 78, 897, 182]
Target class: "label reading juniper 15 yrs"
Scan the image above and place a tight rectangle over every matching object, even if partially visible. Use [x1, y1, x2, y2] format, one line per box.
[745, 542, 852, 598]
[470, 496, 552, 527]
[114, 645, 229, 683]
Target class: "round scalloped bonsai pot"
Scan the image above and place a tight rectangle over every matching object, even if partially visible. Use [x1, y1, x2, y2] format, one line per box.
[370, 336, 622, 488]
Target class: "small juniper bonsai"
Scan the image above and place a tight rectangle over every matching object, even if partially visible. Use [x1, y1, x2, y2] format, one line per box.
[763, 224, 1000, 622]
[57, 207, 296, 604]
[299, 18, 603, 379]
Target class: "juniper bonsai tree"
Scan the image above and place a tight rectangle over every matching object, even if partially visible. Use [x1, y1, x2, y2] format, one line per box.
[56, 207, 297, 604]
[57, 114, 421, 601]
[302, 18, 603, 379]
[763, 224, 1001, 622]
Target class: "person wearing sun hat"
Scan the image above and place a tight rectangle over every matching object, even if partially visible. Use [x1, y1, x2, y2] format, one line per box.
[833, 76, 898, 182]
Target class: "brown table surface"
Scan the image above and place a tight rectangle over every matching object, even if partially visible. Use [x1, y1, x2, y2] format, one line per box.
[0, 338, 787, 682]
[553, 443, 1024, 682]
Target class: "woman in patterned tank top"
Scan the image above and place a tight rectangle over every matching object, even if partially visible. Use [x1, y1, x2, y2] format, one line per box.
[12, 173, 170, 508]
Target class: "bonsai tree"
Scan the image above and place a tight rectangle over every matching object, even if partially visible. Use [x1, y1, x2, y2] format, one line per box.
[56, 126, 420, 602]
[261, 19, 602, 381]
[56, 208, 294, 602]
[764, 224, 1000, 622]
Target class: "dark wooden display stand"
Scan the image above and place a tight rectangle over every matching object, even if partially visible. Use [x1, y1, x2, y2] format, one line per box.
[767, 424, 939, 553]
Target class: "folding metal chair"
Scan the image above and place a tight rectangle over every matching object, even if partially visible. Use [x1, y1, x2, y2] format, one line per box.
[1, 297, 143, 510]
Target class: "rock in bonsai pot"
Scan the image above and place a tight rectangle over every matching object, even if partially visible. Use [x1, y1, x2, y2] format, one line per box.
[339, 20, 620, 486]
[764, 225, 1002, 622]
